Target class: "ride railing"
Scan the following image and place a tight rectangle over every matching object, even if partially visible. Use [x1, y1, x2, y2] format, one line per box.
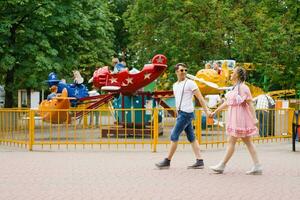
[156, 108, 293, 149]
[0, 108, 31, 148]
[28, 108, 155, 150]
[0, 107, 295, 151]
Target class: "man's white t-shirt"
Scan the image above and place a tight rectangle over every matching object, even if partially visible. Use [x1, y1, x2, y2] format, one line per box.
[173, 79, 198, 113]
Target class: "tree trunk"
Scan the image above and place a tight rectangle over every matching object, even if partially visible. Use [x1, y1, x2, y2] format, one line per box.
[4, 69, 14, 108]
[4, 24, 17, 108]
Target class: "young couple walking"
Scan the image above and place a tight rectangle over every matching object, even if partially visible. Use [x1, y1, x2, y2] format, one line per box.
[155, 63, 262, 175]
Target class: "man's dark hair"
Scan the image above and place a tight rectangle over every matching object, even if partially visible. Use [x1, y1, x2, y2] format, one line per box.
[174, 63, 188, 71]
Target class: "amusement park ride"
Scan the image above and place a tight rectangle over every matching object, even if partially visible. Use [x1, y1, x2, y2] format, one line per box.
[39, 54, 172, 124]
[39, 54, 296, 126]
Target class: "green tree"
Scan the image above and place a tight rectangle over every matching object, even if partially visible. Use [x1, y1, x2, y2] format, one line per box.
[0, 0, 115, 107]
[224, 0, 299, 92]
[109, 0, 133, 61]
[253, 0, 300, 92]
[124, 0, 299, 93]
[124, 0, 220, 87]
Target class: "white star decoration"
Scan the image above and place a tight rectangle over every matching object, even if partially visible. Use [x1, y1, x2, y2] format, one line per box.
[144, 73, 151, 79]
[156, 55, 163, 63]
[121, 77, 133, 86]
[125, 77, 133, 84]
[109, 77, 117, 83]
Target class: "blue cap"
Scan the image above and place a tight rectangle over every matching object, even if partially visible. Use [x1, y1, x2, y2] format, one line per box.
[46, 72, 60, 83]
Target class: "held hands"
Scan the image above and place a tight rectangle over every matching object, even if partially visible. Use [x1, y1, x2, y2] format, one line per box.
[209, 111, 216, 118]
[205, 108, 212, 116]
[206, 110, 212, 117]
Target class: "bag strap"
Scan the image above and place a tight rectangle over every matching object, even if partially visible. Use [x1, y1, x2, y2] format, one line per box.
[178, 79, 187, 111]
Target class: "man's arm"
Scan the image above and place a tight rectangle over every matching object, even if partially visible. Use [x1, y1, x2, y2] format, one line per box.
[193, 89, 210, 115]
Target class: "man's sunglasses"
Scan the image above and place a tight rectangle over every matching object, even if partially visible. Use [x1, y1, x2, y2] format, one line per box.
[179, 69, 187, 72]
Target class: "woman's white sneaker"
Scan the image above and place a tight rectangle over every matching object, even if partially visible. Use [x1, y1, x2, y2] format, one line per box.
[210, 163, 226, 173]
[246, 164, 263, 175]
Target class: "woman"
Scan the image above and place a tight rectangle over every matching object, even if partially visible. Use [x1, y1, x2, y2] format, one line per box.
[209, 67, 262, 175]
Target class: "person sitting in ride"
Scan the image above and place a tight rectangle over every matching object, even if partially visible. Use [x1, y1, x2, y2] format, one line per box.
[205, 63, 212, 69]
[213, 61, 222, 75]
[47, 85, 58, 100]
[112, 57, 126, 73]
[73, 70, 84, 85]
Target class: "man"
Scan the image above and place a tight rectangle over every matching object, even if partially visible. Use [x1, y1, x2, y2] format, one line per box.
[155, 63, 211, 169]
[253, 94, 275, 137]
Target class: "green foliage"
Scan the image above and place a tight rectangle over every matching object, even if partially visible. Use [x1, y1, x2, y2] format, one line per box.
[0, 0, 299, 107]
[0, 0, 115, 107]
[109, 0, 133, 60]
[124, 0, 300, 92]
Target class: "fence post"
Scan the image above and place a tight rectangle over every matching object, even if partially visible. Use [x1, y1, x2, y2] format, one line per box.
[288, 108, 295, 135]
[28, 110, 35, 151]
[195, 109, 202, 144]
[83, 113, 88, 128]
[152, 108, 158, 152]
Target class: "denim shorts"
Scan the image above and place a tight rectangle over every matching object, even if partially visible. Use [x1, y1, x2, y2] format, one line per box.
[170, 111, 196, 142]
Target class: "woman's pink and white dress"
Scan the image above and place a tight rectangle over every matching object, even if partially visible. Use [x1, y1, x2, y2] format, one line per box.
[225, 84, 258, 137]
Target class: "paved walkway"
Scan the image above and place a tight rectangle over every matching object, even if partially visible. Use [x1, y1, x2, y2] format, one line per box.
[0, 142, 300, 200]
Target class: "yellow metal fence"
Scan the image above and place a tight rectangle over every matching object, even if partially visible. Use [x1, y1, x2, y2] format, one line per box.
[0, 107, 294, 151]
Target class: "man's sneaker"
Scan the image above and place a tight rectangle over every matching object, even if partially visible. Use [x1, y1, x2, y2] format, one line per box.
[187, 159, 204, 169]
[155, 158, 170, 169]
[210, 162, 226, 173]
[246, 164, 263, 175]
